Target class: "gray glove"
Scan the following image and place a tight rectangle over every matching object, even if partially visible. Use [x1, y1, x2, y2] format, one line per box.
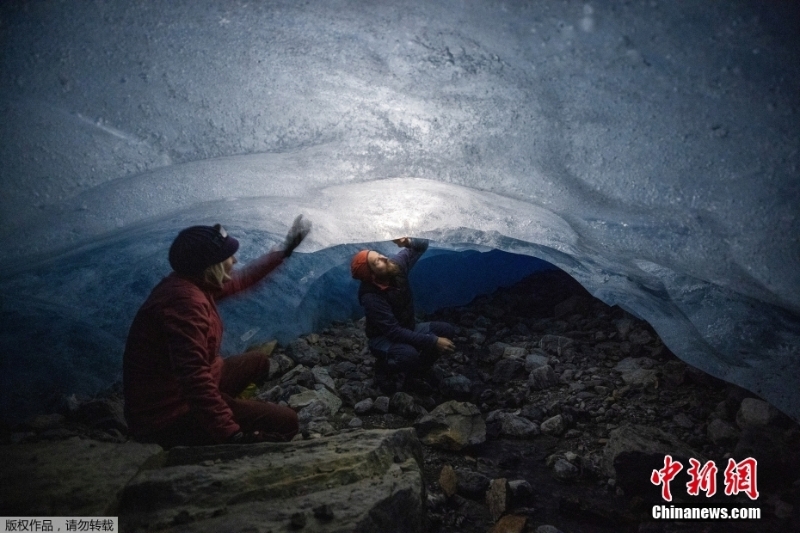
[283, 214, 312, 257]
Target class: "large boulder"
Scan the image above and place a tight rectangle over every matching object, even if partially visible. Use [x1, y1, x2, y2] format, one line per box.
[0, 438, 162, 516]
[735, 398, 776, 429]
[603, 424, 704, 502]
[118, 428, 425, 533]
[414, 401, 486, 450]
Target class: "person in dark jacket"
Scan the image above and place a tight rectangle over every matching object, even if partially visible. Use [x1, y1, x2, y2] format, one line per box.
[123, 215, 311, 448]
[350, 237, 455, 393]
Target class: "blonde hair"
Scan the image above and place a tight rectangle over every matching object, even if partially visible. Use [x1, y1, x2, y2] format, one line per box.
[201, 261, 232, 289]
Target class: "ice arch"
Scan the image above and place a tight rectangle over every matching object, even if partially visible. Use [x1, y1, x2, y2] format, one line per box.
[0, 0, 798, 422]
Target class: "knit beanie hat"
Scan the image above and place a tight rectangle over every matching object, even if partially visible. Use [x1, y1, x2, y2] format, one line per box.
[169, 224, 240, 276]
[350, 250, 372, 281]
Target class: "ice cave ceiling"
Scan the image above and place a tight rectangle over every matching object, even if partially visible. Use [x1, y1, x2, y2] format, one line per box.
[0, 0, 798, 422]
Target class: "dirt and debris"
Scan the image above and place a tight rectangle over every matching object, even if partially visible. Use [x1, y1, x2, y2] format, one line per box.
[3, 269, 799, 532]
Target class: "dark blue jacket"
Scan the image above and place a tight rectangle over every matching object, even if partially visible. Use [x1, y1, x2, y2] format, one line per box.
[358, 239, 437, 350]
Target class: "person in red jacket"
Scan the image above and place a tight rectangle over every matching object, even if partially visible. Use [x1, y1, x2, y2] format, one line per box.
[123, 215, 311, 448]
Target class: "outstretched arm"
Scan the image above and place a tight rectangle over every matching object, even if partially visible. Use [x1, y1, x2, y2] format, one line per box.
[218, 249, 285, 299]
[218, 215, 311, 299]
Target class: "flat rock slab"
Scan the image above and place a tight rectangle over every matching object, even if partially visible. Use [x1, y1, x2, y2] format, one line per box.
[118, 428, 425, 533]
[414, 400, 486, 451]
[0, 438, 162, 515]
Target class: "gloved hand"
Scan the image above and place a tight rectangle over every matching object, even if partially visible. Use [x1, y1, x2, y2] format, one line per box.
[226, 430, 267, 444]
[392, 237, 411, 248]
[282, 214, 312, 257]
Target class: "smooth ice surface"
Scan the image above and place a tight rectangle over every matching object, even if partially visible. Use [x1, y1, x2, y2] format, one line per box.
[1, 1, 799, 422]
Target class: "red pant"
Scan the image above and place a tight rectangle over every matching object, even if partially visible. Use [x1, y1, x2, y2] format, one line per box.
[144, 352, 298, 448]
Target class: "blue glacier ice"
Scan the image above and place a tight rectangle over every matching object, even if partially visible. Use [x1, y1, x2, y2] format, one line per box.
[0, 0, 798, 423]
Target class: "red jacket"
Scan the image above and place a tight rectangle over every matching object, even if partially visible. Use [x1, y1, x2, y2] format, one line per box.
[123, 250, 285, 442]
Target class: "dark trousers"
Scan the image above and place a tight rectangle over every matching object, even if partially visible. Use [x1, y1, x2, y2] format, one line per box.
[368, 321, 455, 376]
[145, 351, 298, 448]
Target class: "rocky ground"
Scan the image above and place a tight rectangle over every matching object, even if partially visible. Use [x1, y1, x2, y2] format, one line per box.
[3, 269, 800, 533]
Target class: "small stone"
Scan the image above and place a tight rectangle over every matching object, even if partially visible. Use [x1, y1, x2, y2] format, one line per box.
[281, 364, 309, 384]
[288, 388, 342, 416]
[354, 398, 374, 415]
[552, 458, 579, 481]
[311, 366, 336, 391]
[540, 414, 565, 436]
[307, 419, 336, 436]
[486, 478, 509, 520]
[535, 525, 565, 533]
[427, 491, 447, 512]
[442, 374, 472, 395]
[490, 514, 527, 533]
[503, 346, 527, 358]
[470, 331, 486, 345]
[528, 365, 558, 390]
[493, 358, 524, 383]
[299, 398, 331, 420]
[487, 342, 508, 362]
[373, 396, 390, 414]
[287, 339, 321, 366]
[538, 335, 573, 355]
[348, 417, 363, 428]
[389, 392, 424, 418]
[564, 451, 578, 463]
[267, 353, 295, 379]
[508, 479, 533, 504]
[487, 411, 540, 439]
[621, 368, 658, 389]
[439, 464, 457, 497]
[456, 468, 492, 499]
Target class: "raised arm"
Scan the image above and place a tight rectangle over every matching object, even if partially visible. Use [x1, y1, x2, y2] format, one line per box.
[391, 237, 429, 273]
[217, 215, 311, 299]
